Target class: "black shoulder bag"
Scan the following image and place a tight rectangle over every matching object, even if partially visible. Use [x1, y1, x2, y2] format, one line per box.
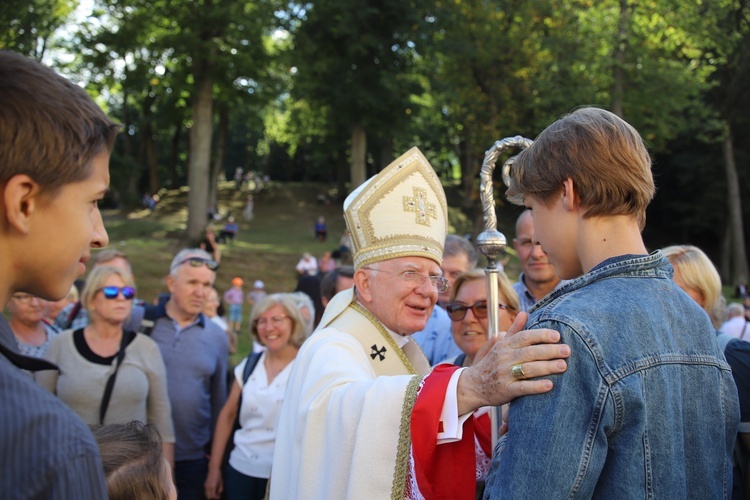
[221, 352, 262, 466]
[99, 330, 136, 424]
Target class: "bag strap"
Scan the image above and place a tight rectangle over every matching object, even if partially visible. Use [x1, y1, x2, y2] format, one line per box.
[242, 352, 263, 385]
[454, 353, 467, 367]
[99, 330, 136, 424]
[233, 352, 263, 432]
[65, 302, 82, 330]
[740, 321, 748, 341]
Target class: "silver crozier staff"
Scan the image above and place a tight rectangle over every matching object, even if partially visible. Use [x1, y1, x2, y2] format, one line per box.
[475, 135, 533, 446]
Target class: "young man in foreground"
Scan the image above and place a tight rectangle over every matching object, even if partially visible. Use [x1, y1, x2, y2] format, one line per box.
[0, 50, 119, 497]
[485, 107, 739, 498]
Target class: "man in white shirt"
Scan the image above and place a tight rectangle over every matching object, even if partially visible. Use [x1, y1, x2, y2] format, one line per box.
[721, 302, 750, 340]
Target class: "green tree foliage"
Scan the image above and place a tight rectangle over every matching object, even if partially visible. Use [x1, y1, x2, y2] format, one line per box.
[285, 0, 429, 189]
[0, 0, 76, 59]
[3, 0, 749, 275]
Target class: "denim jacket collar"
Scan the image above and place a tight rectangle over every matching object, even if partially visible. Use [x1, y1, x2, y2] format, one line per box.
[530, 250, 670, 314]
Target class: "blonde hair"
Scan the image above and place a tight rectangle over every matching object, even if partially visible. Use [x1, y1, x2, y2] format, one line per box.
[249, 293, 308, 348]
[507, 107, 655, 230]
[662, 245, 722, 315]
[449, 269, 520, 313]
[65, 284, 79, 303]
[81, 266, 136, 311]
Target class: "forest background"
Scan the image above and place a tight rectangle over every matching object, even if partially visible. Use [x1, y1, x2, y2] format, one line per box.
[2, 0, 750, 291]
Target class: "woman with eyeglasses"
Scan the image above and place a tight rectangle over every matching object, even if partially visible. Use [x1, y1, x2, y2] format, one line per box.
[443, 269, 520, 495]
[36, 265, 175, 466]
[205, 294, 306, 500]
[445, 269, 519, 368]
[6, 292, 60, 358]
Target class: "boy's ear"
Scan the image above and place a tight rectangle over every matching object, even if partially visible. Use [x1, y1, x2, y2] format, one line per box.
[2, 174, 41, 235]
[561, 178, 579, 211]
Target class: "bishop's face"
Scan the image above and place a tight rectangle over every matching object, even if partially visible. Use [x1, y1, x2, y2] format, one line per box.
[358, 256, 441, 336]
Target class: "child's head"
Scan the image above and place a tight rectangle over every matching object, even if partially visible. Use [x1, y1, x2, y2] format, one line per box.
[506, 107, 655, 229]
[1, 52, 117, 301]
[0, 51, 120, 197]
[92, 422, 176, 500]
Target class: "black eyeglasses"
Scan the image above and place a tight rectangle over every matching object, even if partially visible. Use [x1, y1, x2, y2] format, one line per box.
[446, 300, 512, 321]
[171, 257, 219, 272]
[99, 286, 136, 300]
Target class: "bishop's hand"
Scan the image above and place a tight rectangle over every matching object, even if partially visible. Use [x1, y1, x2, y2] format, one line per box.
[456, 311, 570, 415]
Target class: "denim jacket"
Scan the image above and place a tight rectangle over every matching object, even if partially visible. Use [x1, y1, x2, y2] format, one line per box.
[485, 251, 739, 499]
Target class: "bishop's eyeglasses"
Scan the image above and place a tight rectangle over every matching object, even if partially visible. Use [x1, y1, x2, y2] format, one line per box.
[363, 268, 450, 293]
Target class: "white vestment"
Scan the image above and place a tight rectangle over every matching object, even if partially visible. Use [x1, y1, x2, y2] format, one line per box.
[271, 289, 438, 499]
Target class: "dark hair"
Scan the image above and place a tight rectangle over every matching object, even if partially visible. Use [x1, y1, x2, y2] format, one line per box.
[320, 266, 355, 302]
[444, 235, 478, 268]
[0, 51, 120, 195]
[294, 275, 324, 326]
[91, 422, 172, 500]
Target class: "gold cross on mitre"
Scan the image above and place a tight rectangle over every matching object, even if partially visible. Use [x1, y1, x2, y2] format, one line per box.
[403, 187, 437, 226]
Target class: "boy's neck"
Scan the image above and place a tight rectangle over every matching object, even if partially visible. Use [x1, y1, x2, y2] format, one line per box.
[579, 215, 648, 274]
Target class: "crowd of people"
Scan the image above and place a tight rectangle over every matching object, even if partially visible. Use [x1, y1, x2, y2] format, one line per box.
[1, 51, 749, 500]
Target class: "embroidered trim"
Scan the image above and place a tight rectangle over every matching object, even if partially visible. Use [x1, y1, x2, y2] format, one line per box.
[392, 375, 423, 499]
[350, 302, 417, 375]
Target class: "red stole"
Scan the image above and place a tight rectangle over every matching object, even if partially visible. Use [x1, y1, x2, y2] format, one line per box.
[474, 412, 493, 458]
[410, 364, 476, 499]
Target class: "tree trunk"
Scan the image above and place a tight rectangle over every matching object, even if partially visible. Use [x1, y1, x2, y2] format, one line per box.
[139, 92, 159, 195]
[720, 221, 731, 283]
[378, 137, 393, 171]
[723, 125, 749, 284]
[209, 103, 229, 211]
[350, 124, 367, 190]
[336, 150, 347, 203]
[459, 135, 478, 210]
[611, 0, 628, 117]
[121, 81, 139, 202]
[186, 57, 214, 242]
[169, 123, 181, 188]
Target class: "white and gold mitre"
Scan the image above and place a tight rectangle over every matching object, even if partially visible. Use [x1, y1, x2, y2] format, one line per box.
[344, 147, 447, 269]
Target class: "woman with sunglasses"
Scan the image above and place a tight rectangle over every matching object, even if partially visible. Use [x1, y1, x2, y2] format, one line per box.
[37, 265, 175, 466]
[443, 269, 520, 495]
[205, 294, 307, 500]
[445, 269, 520, 367]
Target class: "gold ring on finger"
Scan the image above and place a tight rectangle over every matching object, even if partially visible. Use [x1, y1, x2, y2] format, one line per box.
[511, 363, 526, 380]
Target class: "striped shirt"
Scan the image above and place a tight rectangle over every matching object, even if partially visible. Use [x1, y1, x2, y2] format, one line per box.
[0, 316, 107, 499]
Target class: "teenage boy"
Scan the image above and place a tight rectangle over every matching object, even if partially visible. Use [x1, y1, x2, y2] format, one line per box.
[485, 107, 739, 498]
[0, 51, 119, 497]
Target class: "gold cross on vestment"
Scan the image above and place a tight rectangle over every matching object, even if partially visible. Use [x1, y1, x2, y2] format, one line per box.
[403, 187, 437, 226]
